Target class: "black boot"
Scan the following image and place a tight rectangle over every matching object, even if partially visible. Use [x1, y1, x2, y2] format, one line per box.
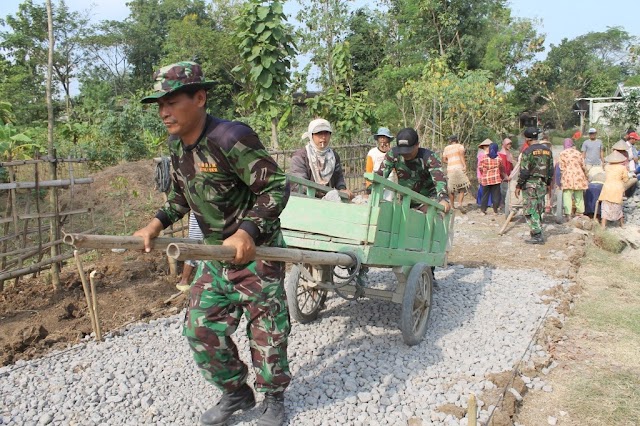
[525, 232, 544, 245]
[257, 393, 285, 426]
[200, 384, 256, 426]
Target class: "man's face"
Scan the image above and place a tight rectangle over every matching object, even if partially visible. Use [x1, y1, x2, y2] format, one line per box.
[376, 136, 391, 153]
[311, 131, 331, 149]
[401, 144, 419, 161]
[589, 132, 597, 140]
[156, 90, 206, 139]
[630, 137, 638, 145]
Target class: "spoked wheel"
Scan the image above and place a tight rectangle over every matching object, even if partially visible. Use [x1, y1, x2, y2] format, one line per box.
[285, 264, 328, 323]
[400, 263, 433, 346]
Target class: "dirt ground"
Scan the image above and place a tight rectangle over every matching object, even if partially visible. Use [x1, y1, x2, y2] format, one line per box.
[0, 160, 629, 425]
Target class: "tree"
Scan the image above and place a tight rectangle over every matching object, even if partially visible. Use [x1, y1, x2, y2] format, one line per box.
[603, 89, 640, 130]
[0, 0, 90, 117]
[344, 8, 388, 93]
[296, 0, 350, 89]
[233, 0, 297, 148]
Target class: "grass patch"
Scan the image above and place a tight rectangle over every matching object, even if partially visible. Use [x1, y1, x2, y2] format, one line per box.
[592, 226, 626, 253]
[576, 299, 640, 336]
[566, 369, 640, 425]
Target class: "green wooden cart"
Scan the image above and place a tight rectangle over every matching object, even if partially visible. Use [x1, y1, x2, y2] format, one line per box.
[280, 172, 454, 345]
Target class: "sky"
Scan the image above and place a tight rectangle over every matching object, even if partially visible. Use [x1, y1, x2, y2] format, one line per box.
[0, 0, 639, 60]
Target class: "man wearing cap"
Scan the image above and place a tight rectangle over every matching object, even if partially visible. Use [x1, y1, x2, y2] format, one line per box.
[376, 127, 450, 213]
[290, 118, 352, 199]
[134, 61, 291, 426]
[442, 134, 470, 208]
[515, 127, 553, 244]
[365, 127, 395, 193]
[582, 128, 604, 171]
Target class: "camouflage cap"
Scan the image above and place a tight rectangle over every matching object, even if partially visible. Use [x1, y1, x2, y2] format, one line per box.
[140, 61, 215, 104]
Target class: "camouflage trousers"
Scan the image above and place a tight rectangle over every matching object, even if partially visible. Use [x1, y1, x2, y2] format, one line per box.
[183, 252, 291, 394]
[522, 181, 546, 235]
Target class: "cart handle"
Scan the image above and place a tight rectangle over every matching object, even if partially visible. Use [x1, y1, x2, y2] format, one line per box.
[363, 173, 446, 211]
[166, 243, 355, 266]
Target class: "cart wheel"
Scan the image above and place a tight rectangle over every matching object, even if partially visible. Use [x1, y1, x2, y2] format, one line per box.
[400, 263, 433, 346]
[285, 264, 327, 324]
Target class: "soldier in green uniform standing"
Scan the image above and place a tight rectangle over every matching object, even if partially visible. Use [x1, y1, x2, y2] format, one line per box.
[134, 61, 291, 426]
[515, 127, 554, 244]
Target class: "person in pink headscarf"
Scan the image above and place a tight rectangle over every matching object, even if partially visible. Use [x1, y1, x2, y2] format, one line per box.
[498, 138, 515, 208]
[558, 138, 588, 217]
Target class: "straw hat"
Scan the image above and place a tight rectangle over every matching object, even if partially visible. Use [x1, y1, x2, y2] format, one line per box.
[605, 150, 626, 164]
[611, 140, 628, 151]
[478, 138, 492, 147]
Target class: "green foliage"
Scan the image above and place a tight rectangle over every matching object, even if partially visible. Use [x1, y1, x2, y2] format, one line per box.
[345, 8, 388, 93]
[602, 89, 640, 129]
[0, 123, 43, 160]
[400, 58, 513, 150]
[304, 87, 376, 140]
[233, 0, 296, 147]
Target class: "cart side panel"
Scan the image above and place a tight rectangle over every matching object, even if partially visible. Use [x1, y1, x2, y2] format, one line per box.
[280, 196, 379, 244]
[373, 202, 430, 251]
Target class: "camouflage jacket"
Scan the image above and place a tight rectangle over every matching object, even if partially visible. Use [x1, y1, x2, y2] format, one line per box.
[517, 143, 554, 189]
[155, 115, 290, 246]
[376, 147, 448, 202]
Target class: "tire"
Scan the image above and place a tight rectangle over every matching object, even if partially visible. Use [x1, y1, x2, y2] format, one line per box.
[400, 263, 433, 346]
[285, 264, 328, 324]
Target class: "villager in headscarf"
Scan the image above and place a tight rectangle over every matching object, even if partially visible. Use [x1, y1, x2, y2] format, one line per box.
[558, 138, 588, 217]
[598, 151, 629, 228]
[498, 138, 515, 208]
[290, 118, 352, 199]
[479, 142, 506, 214]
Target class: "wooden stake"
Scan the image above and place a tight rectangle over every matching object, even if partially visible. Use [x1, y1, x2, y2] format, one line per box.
[468, 392, 477, 426]
[73, 250, 98, 340]
[499, 210, 517, 235]
[89, 270, 102, 341]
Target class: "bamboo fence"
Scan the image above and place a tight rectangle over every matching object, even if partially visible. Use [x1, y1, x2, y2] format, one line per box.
[0, 156, 94, 291]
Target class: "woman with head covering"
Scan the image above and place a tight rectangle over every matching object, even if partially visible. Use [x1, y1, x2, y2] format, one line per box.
[558, 138, 589, 217]
[442, 134, 471, 208]
[290, 118, 352, 199]
[598, 151, 629, 228]
[365, 127, 395, 194]
[498, 138, 515, 208]
[479, 141, 506, 214]
[476, 138, 493, 207]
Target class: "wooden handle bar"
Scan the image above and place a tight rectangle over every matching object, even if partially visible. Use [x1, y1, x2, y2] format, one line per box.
[166, 243, 355, 267]
[63, 233, 202, 251]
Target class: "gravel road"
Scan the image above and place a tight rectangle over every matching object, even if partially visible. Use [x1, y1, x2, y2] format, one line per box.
[0, 266, 566, 426]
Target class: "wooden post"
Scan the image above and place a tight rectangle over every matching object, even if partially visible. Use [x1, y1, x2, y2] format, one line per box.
[89, 271, 102, 341]
[468, 393, 477, 426]
[162, 192, 178, 277]
[74, 250, 98, 340]
[45, 0, 60, 291]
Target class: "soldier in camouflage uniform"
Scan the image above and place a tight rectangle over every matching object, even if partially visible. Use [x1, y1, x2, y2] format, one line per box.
[376, 127, 450, 212]
[134, 61, 291, 426]
[515, 127, 554, 245]
[376, 127, 451, 281]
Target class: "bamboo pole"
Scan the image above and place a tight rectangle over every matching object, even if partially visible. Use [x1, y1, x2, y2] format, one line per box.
[89, 270, 102, 341]
[0, 249, 88, 282]
[167, 242, 355, 267]
[63, 234, 201, 251]
[45, 0, 60, 291]
[74, 250, 98, 340]
[0, 177, 93, 191]
[0, 158, 89, 167]
[160, 223, 188, 236]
